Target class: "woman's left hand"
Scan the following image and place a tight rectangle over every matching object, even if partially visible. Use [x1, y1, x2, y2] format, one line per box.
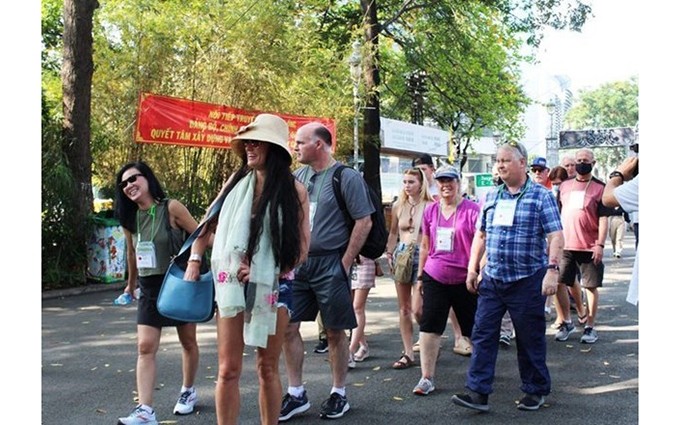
[237, 261, 250, 283]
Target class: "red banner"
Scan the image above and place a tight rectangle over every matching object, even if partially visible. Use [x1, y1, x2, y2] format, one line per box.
[134, 92, 337, 150]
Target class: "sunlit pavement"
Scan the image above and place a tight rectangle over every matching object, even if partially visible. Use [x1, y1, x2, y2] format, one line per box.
[42, 233, 638, 425]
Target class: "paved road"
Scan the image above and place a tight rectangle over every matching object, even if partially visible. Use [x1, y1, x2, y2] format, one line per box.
[42, 234, 639, 425]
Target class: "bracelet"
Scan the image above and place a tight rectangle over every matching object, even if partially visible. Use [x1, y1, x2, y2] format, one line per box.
[188, 253, 202, 263]
[596, 243, 605, 248]
[609, 171, 624, 181]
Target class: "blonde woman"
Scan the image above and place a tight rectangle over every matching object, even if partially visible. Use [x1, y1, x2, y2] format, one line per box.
[385, 168, 434, 369]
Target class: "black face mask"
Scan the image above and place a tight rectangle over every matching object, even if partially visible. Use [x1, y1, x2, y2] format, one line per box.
[575, 162, 592, 176]
[493, 176, 502, 186]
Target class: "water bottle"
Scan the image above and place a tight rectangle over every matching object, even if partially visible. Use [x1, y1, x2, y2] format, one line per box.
[134, 288, 141, 299]
[114, 292, 133, 305]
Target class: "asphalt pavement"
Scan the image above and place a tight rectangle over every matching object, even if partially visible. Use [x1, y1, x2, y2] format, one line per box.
[42, 233, 639, 425]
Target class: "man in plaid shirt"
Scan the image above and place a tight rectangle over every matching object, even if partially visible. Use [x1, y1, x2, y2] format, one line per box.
[452, 141, 564, 413]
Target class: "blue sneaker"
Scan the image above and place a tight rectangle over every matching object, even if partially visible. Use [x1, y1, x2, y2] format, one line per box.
[555, 321, 576, 341]
[279, 391, 310, 422]
[319, 392, 350, 419]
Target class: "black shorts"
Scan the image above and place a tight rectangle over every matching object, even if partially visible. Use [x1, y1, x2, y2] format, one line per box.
[137, 274, 190, 328]
[290, 253, 357, 330]
[419, 271, 477, 336]
[558, 250, 604, 289]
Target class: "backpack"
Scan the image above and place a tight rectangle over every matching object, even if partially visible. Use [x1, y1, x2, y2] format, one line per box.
[332, 165, 388, 260]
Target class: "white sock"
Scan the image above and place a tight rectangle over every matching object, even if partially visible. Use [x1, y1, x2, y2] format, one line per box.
[181, 385, 194, 393]
[331, 387, 346, 397]
[288, 386, 305, 398]
[139, 404, 154, 413]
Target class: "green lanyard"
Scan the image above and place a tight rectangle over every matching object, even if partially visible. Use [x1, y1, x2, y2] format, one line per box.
[304, 165, 332, 204]
[494, 176, 531, 205]
[136, 204, 160, 243]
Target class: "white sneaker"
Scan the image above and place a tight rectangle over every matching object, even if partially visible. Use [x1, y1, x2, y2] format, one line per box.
[348, 353, 356, 369]
[118, 405, 158, 425]
[173, 388, 197, 415]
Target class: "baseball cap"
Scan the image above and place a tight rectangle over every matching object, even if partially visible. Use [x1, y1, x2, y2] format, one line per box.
[530, 157, 548, 170]
[412, 153, 434, 167]
[434, 165, 460, 180]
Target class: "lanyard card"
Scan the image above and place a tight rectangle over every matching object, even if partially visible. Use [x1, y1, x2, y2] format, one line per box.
[492, 199, 517, 227]
[435, 227, 455, 252]
[136, 241, 157, 269]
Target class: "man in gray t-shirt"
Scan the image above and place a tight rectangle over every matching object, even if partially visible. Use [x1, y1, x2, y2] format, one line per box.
[279, 122, 373, 421]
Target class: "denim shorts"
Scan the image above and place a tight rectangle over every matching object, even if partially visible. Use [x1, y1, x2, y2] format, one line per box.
[394, 242, 420, 284]
[277, 278, 294, 316]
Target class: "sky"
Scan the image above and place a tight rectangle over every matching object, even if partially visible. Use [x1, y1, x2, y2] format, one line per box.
[532, 0, 640, 94]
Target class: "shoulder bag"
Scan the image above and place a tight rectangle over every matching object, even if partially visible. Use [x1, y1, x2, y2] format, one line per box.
[157, 192, 227, 323]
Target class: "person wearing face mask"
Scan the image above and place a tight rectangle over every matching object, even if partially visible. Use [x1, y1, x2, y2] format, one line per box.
[553, 148, 611, 344]
[548, 166, 569, 210]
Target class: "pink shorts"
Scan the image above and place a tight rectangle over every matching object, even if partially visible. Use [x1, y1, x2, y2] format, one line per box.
[351, 256, 376, 290]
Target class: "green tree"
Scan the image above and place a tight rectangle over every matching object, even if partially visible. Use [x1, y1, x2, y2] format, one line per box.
[562, 76, 639, 176]
[564, 76, 638, 129]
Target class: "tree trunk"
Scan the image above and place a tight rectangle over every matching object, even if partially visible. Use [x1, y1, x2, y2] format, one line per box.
[361, 0, 382, 203]
[62, 0, 99, 281]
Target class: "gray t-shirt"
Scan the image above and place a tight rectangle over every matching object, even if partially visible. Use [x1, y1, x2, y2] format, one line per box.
[294, 162, 374, 254]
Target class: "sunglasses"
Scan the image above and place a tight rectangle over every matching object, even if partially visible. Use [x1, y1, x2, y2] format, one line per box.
[243, 140, 262, 149]
[504, 141, 527, 159]
[530, 168, 545, 173]
[119, 173, 144, 189]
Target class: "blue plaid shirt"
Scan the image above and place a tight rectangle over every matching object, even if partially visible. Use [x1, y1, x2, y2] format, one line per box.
[479, 178, 562, 282]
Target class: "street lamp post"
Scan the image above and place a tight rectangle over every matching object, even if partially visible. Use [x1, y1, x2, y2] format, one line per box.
[545, 101, 558, 167]
[349, 40, 362, 171]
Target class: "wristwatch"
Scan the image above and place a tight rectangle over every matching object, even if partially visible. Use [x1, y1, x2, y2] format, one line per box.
[609, 171, 624, 181]
[546, 264, 559, 272]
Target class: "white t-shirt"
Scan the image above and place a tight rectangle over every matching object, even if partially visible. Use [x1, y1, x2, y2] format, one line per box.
[614, 176, 639, 305]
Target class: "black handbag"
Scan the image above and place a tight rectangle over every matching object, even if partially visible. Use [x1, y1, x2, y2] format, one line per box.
[157, 193, 227, 323]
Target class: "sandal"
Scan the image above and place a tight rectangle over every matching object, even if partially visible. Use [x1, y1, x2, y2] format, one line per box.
[354, 344, 370, 362]
[578, 312, 588, 325]
[453, 336, 473, 357]
[392, 354, 414, 370]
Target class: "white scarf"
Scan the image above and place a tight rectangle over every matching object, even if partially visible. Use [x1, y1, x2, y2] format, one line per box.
[211, 171, 279, 347]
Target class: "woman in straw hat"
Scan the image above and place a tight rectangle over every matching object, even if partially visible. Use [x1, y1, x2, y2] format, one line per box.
[185, 113, 310, 425]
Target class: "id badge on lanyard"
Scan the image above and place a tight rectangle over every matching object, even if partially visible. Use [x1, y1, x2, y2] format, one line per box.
[567, 191, 586, 210]
[492, 199, 517, 227]
[136, 241, 157, 268]
[435, 227, 455, 252]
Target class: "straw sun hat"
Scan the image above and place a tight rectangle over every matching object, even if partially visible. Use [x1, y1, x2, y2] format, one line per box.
[231, 113, 292, 159]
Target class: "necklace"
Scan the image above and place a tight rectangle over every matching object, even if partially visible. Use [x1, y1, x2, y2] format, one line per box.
[406, 197, 420, 233]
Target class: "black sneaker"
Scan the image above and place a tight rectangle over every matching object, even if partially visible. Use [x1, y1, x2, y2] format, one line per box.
[517, 393, 545, 411]
[314, 339, 329, 353]
[319, 392, 350, 419]
[451, 391, 490, 412]
[279, 391, 311, 422]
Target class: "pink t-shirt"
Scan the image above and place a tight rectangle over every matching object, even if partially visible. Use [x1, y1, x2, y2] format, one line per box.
[558, 177, 606, 251]
[421, 198, 480, 285]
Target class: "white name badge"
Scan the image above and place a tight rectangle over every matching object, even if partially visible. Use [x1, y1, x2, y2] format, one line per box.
[309, 202, 317, 232]
[567, 191, 586, 210]
[435, 227, 455, 252]
[136, 241, 157, 269]
[492, 199, 517, 227]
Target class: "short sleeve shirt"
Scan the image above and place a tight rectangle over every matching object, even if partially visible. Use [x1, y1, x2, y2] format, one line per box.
[558, 177, 607, 251]
[479, 178, 562, 282]
[421, 198, 480, 285]
[294, 163, 374, 254]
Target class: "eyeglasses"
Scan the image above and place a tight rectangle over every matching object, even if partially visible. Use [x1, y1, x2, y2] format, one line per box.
[504, 141, 527, 159]
[530, 168, 545, 174]
[119, 173, 144, 189]
[243, 140, 262, 149]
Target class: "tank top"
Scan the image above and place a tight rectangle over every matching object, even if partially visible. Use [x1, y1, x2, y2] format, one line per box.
[135, 200, 185, 277]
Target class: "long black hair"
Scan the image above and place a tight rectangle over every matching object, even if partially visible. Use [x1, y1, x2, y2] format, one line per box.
[113, 161, 166, 233]
[205, 144, 301, 272]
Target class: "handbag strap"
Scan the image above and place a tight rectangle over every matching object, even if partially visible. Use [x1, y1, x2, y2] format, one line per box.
[176, 187, 230, 257]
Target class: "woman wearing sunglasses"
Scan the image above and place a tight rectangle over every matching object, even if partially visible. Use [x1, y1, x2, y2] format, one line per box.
[114, 160, 204, 425]
[184, 114, 310, 425]
[385, 167, 434, 370]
